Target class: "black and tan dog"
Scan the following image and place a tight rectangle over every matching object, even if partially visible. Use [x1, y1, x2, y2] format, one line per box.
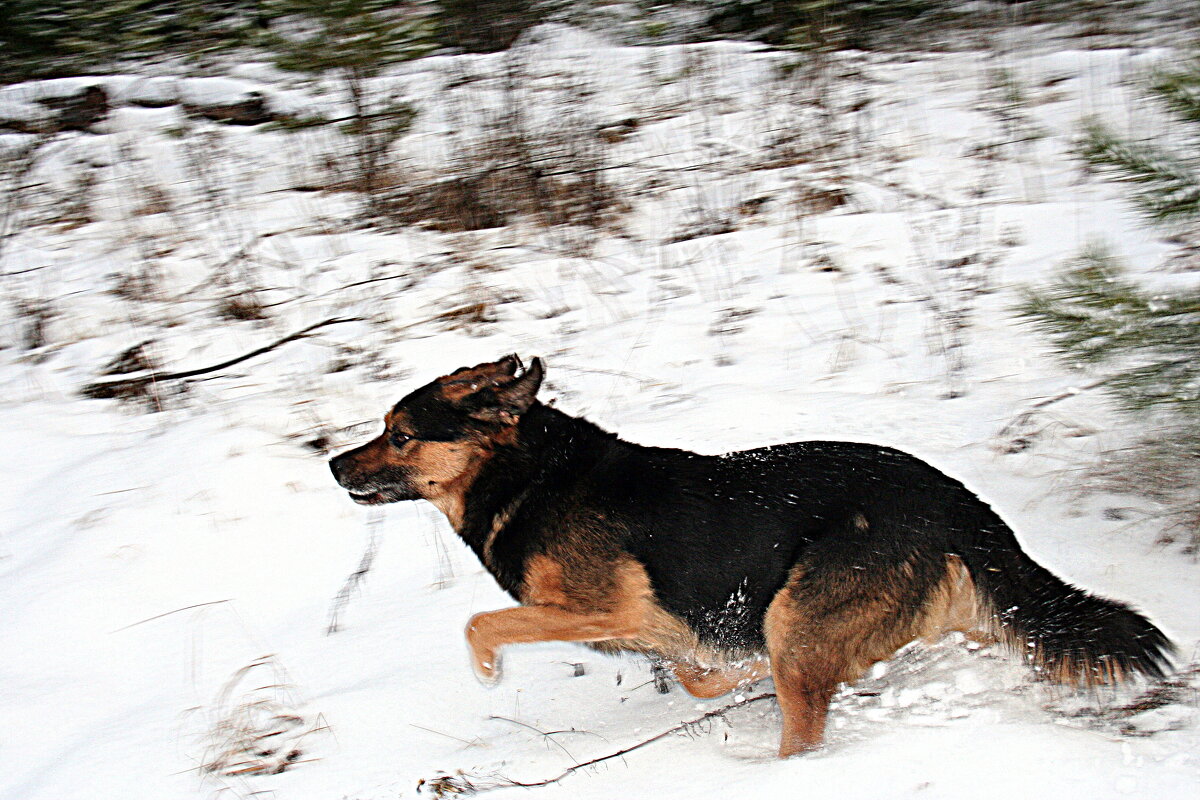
[330, 355, 1173, 757]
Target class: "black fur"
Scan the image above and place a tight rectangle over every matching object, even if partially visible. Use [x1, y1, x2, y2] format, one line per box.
[452, 401, 1174, 678]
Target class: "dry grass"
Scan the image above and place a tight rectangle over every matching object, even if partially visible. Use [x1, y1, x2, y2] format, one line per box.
[383, 131, 625, 236]
[199, 656, 329, 779]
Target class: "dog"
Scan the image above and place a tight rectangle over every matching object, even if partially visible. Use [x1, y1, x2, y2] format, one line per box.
[330, 355, 1173, 757]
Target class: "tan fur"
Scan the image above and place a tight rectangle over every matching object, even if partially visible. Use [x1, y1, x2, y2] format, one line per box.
[469, 556, 768, 690]
[482, 498, 521, 569]
[435, 359, 521, 402]
[468, 557, 650, 681]
[915, 555, 991, 644]
[335, 361, 531, 532]
[413, 440, 490, 530]
[335, 355, 1168, 759]
[921, 560, 1130, 685]
[1037, 653, 1125, 687]
[991, 612, 1126, 688]
[438, 360, 517, 385]
[438, 377, 492, 402]
[763, 584, 839, 757]
[670, 660, 771, 699]
[339, 433, 397, 477]
[763, 555, 987, 757]
[341, 409, 494, 531]
[520, 554, 574, 607]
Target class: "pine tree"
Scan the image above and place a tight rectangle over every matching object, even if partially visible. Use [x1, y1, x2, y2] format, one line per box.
[114, 1, 264, 66]
[433, 1, 545, 52]
[701, 1, 949, 48]
[1023, 59, 1200, 414]
[1018, 59, 1200, 549]
[1, 1, 123, 80]
[1078, 63, 1200, 224]
[1018, 244, 1200, 418]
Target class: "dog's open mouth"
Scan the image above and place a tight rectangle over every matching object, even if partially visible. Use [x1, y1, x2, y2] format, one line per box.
[349, 491, 387, 505]
[346, 486, 417, 505]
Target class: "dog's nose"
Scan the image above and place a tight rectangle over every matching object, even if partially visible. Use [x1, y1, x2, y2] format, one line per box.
[329, 455, 344, 483]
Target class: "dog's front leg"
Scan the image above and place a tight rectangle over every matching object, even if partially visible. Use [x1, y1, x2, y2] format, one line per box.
[465, 605, 641, 683]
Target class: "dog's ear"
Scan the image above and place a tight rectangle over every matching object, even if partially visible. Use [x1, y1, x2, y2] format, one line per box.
[448, 355, 522, 382]
[469, 357, 544, 425]
[494, 353, 522, 376]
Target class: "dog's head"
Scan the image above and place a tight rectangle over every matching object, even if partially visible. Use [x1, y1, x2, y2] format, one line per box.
[329, 355, 544, 519]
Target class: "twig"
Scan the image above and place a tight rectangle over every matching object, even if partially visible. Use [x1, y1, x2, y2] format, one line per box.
[112, 598, 234, 632]
[81, 316, 363, 399]
[410, 724, 480, 746]
[997, 352, 1197, 443]
[996, 377, 1110, 439]
[0, 264, 53, 277]
[487, 716, 578, 761]
[326, 511, 382, 634]
[419, 692, 777, 796]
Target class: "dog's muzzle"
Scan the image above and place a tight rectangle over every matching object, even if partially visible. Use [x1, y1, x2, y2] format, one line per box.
[329, 451, 419, 505]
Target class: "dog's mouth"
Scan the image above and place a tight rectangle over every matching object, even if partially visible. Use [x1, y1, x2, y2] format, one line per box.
[346, 485, 417, 505]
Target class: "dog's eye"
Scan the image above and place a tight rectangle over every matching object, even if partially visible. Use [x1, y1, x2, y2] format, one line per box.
[389, 432, 413, 448]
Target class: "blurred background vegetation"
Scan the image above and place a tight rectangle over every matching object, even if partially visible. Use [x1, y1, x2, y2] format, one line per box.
[2, 1, 1186, 83]
[3, 0, 1199, 549]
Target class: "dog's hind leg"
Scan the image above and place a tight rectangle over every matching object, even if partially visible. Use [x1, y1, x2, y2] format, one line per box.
[767, 662, 837, 757]
[670, 660, 770, 699]
[764, 559, 925, 757]
[763, 584, 843, 757]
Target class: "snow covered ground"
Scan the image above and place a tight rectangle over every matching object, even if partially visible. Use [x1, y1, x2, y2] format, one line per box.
[1, 25, 1198, 800]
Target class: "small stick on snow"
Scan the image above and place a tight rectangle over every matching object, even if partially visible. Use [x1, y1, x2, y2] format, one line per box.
[487, 716, 579, 761]
[419, 692, 777, 796]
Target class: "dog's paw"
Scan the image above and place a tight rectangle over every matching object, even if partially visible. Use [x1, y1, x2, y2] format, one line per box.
[465, 614, 503, 686]
[473, 652, 503, 686]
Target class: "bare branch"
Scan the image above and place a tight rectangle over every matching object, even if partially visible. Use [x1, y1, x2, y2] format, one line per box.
[81, 316, 364, 400]
[418, 692, 777, 796]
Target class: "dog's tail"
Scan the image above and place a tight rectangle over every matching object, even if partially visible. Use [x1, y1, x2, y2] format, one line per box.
[957, 527, 1174, 686]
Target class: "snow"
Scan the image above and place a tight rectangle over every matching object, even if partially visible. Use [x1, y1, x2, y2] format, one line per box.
[2, 23, 1199, 800]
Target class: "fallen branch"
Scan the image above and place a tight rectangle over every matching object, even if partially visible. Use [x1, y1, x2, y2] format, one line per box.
[995, 377, 1110, 444]
[997, 355, 1198, 443]
[81, 316, 363, 400]
[417, 692, 777, 796]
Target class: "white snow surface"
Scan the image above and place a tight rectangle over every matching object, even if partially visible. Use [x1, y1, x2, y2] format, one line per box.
[2, 26, 1198, 800]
